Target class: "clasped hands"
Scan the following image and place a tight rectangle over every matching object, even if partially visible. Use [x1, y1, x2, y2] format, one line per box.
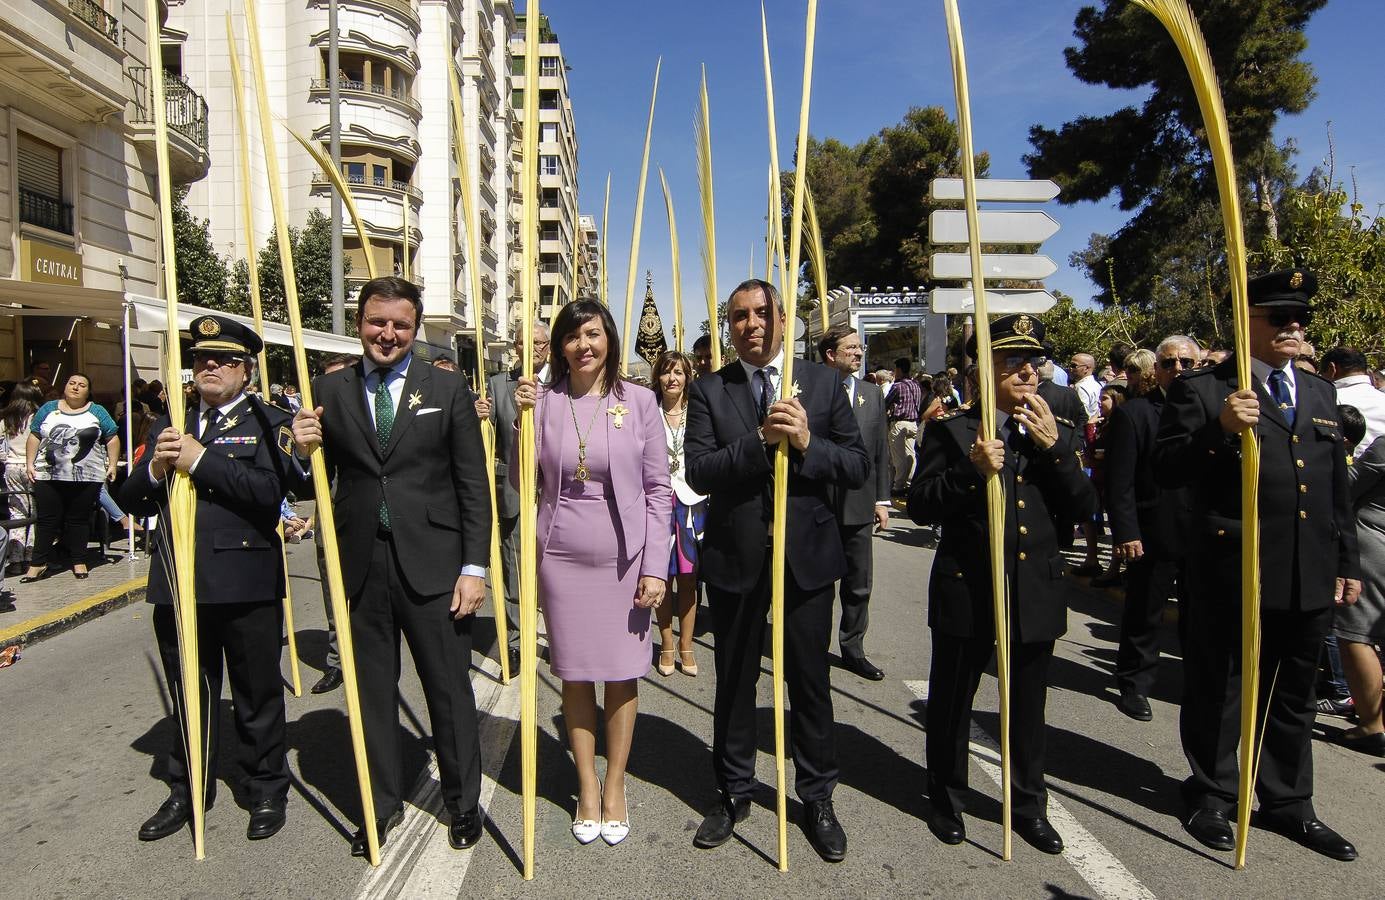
[762, 397, 811, 452]
[148, 426, 206, 480]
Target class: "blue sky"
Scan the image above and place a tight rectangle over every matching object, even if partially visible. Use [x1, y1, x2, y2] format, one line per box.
[548, 0, 1382, 340]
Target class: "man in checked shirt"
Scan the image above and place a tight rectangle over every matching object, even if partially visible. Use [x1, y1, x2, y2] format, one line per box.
[884, 357, 923, 494]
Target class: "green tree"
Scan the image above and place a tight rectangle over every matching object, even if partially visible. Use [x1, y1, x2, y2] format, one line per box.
[171, 186, 230, 307]
[227, 209, 352, 379]
[1024, 0, 1325, 311]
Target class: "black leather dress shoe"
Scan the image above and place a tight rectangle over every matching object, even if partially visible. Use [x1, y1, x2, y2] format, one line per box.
[1183, 808, 1235, 851]
[351, 807, 405, 857]
[448, 806, 485, 850]
[1014, 816, 1064, 854]
[1337, 729, 1385, 758]
[693, 795, 751, 849]
[803, 799, 847, 862]
[928, 809, 965, 845]
[1117, 690, 1153, 722]
[311, 667, 343, 695]
[843, 655, 885, 681]
[246, 797, 287, 840]
[1253, 812, 1357, 861]
[139, 796, 190, 841]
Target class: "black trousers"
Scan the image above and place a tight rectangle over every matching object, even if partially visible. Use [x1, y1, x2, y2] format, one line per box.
[1179, 597, 1330, 819]
[836, 523, 873, 660]
[31, 480, 101, 567]
[1115, 554, 1187, 695]
[707, 561, 838, 803]
[927, 633, 1054, 819]
[152, 601, 288, 805]
[498, 513, 520, 650]
[352, 533, 481, 820]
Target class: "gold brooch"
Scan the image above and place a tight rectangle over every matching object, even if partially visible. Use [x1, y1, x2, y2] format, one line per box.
[608, 404, 630, 429]
[221, 415, 239, 431]
[790, 381, 803, 399]
[408, 391, 422, 410]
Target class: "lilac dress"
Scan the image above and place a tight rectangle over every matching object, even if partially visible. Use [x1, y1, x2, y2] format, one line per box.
[538, 392, 651, 681]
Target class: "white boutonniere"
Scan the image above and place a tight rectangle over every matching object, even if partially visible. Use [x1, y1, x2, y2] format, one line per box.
[790, 381, 803, 399]
[408, 390, 423, 410]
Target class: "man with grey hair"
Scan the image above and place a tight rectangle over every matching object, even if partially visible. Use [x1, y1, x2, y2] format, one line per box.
[474, 321, 551, 671]
[1105, 334, 1198, 721]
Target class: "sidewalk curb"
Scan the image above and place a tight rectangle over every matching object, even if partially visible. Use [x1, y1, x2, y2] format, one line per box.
[0, 578, 146, 650]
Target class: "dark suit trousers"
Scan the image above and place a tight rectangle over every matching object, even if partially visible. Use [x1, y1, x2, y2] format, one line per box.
[353, 533, 482, 819]
[499, 513, 520, 650]
[1179, 596, 1329, 819]
[707, 561, 838, 803]
[1115, 555, 1186, 695]
[153, 601, 288, 805]
[836, 523, 873, 659]
[927, 634, 1053, 819]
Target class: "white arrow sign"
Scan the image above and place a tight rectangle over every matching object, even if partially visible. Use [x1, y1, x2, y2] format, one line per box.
[929, 210, 1061, 245]
[929, 178, 1060, 203]
[930, 252, 1058, 281]
[930, 288, 1057, 315]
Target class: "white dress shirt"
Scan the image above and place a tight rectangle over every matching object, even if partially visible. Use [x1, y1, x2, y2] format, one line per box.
[1335, 373, 1385, 450]
[1251, 357, 1297, 410]
[738, 348, 786, 403]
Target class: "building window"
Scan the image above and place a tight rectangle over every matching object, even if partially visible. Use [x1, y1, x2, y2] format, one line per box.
[540, 224, 559, 241]
[540, 155, 559, 177]
[540, 122, 558, 144]
[345, 162, 365, 184]
[539, 90, 559, 110]
[511, 88, 524, 108]
[373, 164, 387, 187]
[16, 132, 72, 235]
[540, 56, 560, 77]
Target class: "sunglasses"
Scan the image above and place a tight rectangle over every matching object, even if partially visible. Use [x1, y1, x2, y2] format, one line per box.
[1001, 355, 1047, 372]
[1255, 309, 1311, 329]
[193, 352, 247, 369]
[1158, 357, 1197, 371]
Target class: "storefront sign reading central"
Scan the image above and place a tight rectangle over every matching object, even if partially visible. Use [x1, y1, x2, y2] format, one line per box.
[20, 238, 83, 287]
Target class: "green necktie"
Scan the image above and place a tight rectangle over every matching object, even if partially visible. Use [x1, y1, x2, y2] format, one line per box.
[374, 372, 395, 527]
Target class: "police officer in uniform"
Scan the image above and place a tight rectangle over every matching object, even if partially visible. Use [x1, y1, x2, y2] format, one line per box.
[1155, 270, 1361, 861]
[908, 314, 1098, 854]
[121, 315, 306, 843]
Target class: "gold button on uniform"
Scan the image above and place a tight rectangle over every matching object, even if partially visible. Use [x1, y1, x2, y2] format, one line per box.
[1018, 552, 1027, 561]
[1300, 510, 1308, 519]
[1017, 500, 1026, 509]
[1016, 475, 1024, 484]
[1300, 484, 1307, 493]
[1019, 526, 1028, 535]
[1296, 459, 1305, 468]
[1292, 435, 1300, 443]
[1217, 529, 1226, 537]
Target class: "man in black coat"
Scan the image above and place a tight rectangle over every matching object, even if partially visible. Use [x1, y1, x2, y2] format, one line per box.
[686, 279, 869, 862]
[292, 276, 492, 856]
[1105, 334, 1198, 721]
[909, 314, 1098, 855]
[1154, 269, 1362, 861]
[819, 325, 891, 681]
[121, 315, 306, 843]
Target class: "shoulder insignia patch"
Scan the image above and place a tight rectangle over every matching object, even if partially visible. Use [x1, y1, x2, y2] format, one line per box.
[278, 426, 295, 456]
[1053, 415, 1075, 428]
[1311, 417, 1338, 427]
[935, 409, 964, 421]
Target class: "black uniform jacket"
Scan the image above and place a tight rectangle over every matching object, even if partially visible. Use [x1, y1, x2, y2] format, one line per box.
[121, 394, 305, 606]
[908, 403, 1098, 643]
[686, 358, 869, 595]
[1153, 355, 1360, 611]
[1105, 390, 1193, 559]
[312, 358, 491, 599]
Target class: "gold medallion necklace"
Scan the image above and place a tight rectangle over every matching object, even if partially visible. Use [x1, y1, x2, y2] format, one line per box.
[567, 387, 607, 482]
[664, 402, 686, 474]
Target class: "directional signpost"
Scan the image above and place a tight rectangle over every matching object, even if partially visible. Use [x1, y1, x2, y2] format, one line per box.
[927, 177, 1061, 315]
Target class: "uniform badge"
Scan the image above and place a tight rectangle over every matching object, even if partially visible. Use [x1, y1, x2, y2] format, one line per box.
[608, 404, 630, 429]
[277, 426, 295, 456]
[198, 318, 221, 337]
[1013, 315, 1034, 336]
[1289, 270, 1304, 289]
[220, 415, 239, 431]
[408, 390, 423, 410]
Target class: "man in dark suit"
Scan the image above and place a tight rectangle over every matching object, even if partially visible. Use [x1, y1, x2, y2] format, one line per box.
[909, 314, 1097, 855]
[685, 279, 869, 861]
[1105, 334, 1198, 721]
[819, 325, 890, 681]
[474, 321, 550, 672]
[1154, 269, 1361, 861]
[291, 276, 492, 856]
[121, 315, 306, 843]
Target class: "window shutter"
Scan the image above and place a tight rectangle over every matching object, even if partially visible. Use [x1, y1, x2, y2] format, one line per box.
[17, 133, 63, 201]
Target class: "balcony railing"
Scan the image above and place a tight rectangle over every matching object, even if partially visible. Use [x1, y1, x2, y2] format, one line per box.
[129, 67, 210, 152]
[312, 171, 423, 201]
[19, 188, 75, 235]
[70, 0, 120, 46]
[310, 78, 421, 115]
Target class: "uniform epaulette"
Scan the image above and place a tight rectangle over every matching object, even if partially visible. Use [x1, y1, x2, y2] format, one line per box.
[1053, 415, 1075, 428]
[934, 408, 965, 422]
[1182, 365, 1216, 379]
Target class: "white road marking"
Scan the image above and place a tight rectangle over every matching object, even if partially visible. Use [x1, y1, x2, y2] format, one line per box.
[904, 680, 1157, 900]
[352, 656, 520, 900]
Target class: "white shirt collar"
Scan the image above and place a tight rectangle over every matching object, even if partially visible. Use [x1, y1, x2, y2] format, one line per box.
[199, 393, 247, 423]
[1335, 373, 1371, 389]
[1250, 356, 1294, 388]
[369, 354, 412, 382]
[738, 347, 786, 382]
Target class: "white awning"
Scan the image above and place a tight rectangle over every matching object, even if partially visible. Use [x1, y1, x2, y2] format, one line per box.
[127, 295, 360, 354]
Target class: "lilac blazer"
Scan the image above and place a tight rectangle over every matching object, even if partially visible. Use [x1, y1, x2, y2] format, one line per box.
[510, 378, 673, 581]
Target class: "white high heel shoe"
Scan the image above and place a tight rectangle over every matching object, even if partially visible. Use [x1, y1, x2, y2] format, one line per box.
[572, 781, 602, 845]
[600, 786, 630, 846]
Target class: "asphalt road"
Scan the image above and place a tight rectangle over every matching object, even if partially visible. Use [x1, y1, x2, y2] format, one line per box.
[3, 518, 1382, 899]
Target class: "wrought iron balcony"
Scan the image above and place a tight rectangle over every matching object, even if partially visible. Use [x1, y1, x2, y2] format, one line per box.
[309, 77, 422, 115]
[129, 67, 209, 152]
[19, 188, 74, 235]
[69, 0, 119, 46]
[311, 171, 423, 201]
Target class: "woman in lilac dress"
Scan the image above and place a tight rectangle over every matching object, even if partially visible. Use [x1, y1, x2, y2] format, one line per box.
[513, 300, 671, 846]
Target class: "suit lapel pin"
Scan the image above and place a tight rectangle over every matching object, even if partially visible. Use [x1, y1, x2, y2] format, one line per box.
[408, 390, 423, 410]
[790, 381, 803, 399]
[857, 395, 864, 407]
[221, 415, 239, 431]
[609, 404, 630, 429]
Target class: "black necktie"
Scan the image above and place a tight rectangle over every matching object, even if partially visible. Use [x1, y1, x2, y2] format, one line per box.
[201, 407, 219, 439]
[755, 368, 774, 421]
[1268, 369, 1295, 426]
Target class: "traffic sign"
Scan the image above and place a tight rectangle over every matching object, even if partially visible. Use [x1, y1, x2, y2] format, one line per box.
[928, 209, 1060, 245]
[930, 288, 1057, 315]
[930, 252, 1057, 280]
[929, 178, 1060, 203]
